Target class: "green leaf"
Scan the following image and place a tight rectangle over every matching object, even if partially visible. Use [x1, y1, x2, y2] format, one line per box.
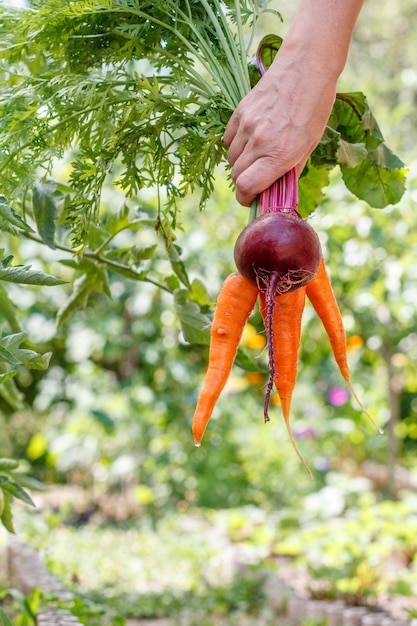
[0, 256, 66, 286]
[0, 195, 34, 235]
[173, 289, 211, 345]
[0, 370, 17, 385]
[168, 244, 191, 288]
[0, 490, 15, 533]
[189, 277, 212, 308]
[335, 139, 368, 168]
[32, 180, 60, 249]
[0, 368, 24, 411]
[298, 165, 330, 217]
[131, 243, 158, 263]
[0, 333, 52, 370]
[0, 475, 35, 507]
[56, 274, 91, 328]
[105, 264, 148, 282]
[0, 605, 13, 626]
[0, 458, 19, 471]
[91, 409, 116, 434]
[235, 347, 265, 373]
[341, 158, 408, 208]
[0, 283, 21, 333]
[330, 92, 370, 145]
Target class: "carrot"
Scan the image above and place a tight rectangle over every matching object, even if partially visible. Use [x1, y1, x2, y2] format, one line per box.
[306, 258, 381, 432]
[259, 284, 313, 478]
[192, 272, 259, 446]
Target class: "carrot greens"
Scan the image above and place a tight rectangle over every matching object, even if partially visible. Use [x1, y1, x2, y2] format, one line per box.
[0, 0, 407, 251]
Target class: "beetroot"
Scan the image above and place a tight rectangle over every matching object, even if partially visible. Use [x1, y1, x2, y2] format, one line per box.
[234, 211, 322, 295]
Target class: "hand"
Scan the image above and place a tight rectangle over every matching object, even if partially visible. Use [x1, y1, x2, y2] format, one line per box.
[223, 0, 365, 207]
[223, 55, 337, 206]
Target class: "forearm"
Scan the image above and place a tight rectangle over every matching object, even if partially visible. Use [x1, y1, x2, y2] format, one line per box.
[275, 0, 365, 80]
[224, 0, 365, 206]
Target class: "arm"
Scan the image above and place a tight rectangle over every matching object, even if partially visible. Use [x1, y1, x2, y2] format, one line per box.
[223, 0, 365, 206]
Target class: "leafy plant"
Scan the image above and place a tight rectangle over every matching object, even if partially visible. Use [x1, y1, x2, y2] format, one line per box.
[0, 0, 407, 423]
[0, 1, 406, 245]
[0, 458, 44, 532]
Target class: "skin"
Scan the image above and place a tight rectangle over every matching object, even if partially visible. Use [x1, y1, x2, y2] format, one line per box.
[223, 0, 365, 206]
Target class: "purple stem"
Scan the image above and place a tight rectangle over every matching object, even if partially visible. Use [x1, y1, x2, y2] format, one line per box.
[259, 168, 299, 216]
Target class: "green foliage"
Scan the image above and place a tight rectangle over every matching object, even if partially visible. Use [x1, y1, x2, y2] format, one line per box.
[0, 607, 13, 626]
[0, 1, 406, 259]
[0, 458, 43, 533]
[0, 1, 407, 429]
[0, 588, 40, 626]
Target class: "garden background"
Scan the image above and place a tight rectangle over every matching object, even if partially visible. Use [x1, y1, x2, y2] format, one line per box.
[1, 0, 417, 624]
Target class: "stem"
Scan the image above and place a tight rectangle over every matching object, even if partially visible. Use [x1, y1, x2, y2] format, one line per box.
[23, 232, 172, 293]
[199, 0, 250, 100]
[259, 168, 299, 216]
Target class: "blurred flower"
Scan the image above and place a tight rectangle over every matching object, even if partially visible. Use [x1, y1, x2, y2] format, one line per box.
[327, 385, 350, 406]
[347, 334, 364, 352]
[294, 426, 318, 439]
[245, 372, 265, 386]
[246, 334, 267, 350]
[314, 457, 330, 472]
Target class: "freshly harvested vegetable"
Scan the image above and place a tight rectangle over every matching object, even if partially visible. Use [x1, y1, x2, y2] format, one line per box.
[259, 286, 312, 478]
[189, 23, 390, 474]
[192, 272, 258, 446]
[306, 258, 382, 433]
[234, 211, 322, 293]
[193, 163, 379, 475]
[234, 167, 322, 297]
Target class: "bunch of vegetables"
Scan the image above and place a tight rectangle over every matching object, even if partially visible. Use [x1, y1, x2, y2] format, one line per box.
[192, 167, 382, 477]
[0, 1, 407, 472]
[192, 33, 395, 475]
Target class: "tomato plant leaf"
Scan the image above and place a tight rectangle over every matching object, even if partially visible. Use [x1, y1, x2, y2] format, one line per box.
[0, 255, 65, 286]
[0, 195, 34, 236]
[32, 179, 60, 249]
[0, 370, 17, 385]
[0, 333, 52, 370]
[0, 476, 35, 507]
[168, 244, 191, 289]
[189, 277, 212, 309]
[0, 459, 19, 472]
[0, 490, 14, 533]
[173, 289, 211, 345]
[56, 274, 91, 328]
[235, 347, 266, 373]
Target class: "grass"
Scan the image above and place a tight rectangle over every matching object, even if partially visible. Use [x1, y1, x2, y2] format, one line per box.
[9, 505, 278, 624]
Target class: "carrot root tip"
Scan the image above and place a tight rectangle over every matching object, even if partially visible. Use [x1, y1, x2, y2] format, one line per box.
[346, 379, 382, 434]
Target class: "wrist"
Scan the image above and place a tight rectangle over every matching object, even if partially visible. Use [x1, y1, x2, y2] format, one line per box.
[276, 0, 364, 80]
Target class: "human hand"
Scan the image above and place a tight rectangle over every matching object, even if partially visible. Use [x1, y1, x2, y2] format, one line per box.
[223, 0, 364, 207]
[223, 52, 337, 206]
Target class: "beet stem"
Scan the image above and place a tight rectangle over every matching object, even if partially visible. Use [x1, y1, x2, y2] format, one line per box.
[259, 168, 299, 217]
[263, 271, 279, 423]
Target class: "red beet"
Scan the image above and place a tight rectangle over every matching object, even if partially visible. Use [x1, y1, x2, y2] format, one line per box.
[234, 211, 322, 294]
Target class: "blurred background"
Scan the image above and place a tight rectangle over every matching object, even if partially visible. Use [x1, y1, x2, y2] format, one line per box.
[1, 0, 417, 624]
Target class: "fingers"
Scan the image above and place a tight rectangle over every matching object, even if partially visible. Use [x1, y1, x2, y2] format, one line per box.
[233, 155, 309, 207]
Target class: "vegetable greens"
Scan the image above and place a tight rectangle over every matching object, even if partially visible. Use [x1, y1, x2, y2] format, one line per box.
[0, 0, 407, 249]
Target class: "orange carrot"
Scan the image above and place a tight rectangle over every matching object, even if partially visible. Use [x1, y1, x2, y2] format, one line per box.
[306, 258, 381, 432]
[192, 272, 258, 446]
[259, 285, 312, 478]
